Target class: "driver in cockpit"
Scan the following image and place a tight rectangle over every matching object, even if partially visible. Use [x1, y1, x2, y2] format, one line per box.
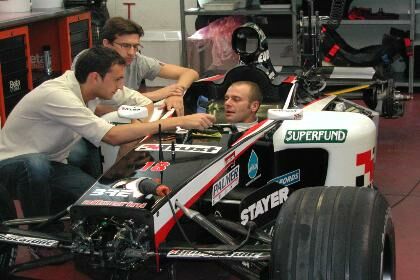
[224, 81, 262, 132]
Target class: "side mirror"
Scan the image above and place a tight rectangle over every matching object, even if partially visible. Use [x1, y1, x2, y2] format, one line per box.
[117, 105, 148, 119]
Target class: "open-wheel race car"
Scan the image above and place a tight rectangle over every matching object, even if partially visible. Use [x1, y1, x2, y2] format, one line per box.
[0, 22, 396, 280]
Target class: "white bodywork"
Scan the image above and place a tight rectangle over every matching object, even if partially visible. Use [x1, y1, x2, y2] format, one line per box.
[273, 111, 376, 187]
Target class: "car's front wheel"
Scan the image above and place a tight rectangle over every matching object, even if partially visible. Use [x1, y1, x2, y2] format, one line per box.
[270, 186, 395, 280]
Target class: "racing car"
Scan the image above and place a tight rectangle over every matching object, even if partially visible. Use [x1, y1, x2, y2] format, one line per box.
[0, 22, 395, 280]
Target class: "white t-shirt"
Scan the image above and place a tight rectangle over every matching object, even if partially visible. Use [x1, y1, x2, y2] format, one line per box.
[0, 71, 114, 163]
[235, 120, 258, 132]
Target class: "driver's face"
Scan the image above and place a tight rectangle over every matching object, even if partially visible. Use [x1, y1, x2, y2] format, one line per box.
[224, 84, 257, 124]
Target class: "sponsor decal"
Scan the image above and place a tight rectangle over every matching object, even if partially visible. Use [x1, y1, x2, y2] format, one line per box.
[119, 106, 141, 112]
[240, 185, 289, 226]
[153, 119, 278, 247]
[135, 144, 221, 154]
[167, 249, 265, 259]
[356, 149, 374, 186]
[284, 129, 348, 143]
[224, 151, 236, 167]
[257, 50, 270, 63]
[245, 174, 261, 187]
[212, 165, 240, 205]
[0, 233, 59, 247]
[268, 169, 300, 187]
[81, 199, 147, 209]
[9, 79, 21, 93]
[247, 150, 259, 179]
[89, 188, 133, 197]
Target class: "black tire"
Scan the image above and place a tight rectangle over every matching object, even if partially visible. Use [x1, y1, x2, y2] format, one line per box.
[270, 186, 395, 280]
[0, 183, 17, 276]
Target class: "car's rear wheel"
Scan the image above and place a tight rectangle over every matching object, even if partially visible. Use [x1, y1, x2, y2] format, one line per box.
[270, 186, 395, 280]
[0, 183, 17, 277]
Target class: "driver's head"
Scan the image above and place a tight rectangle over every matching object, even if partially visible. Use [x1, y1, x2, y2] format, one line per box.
[224, 81, 262, 124]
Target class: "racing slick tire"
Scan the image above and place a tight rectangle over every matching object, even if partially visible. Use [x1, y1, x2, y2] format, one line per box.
[0, 183, 17, 276]
[270, 186, 395, 280]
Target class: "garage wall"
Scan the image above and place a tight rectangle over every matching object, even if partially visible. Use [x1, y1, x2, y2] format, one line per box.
[106, 0, 197, 34]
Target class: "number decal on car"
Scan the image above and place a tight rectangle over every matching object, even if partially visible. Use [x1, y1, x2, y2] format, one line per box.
[140, 161, 170, 172]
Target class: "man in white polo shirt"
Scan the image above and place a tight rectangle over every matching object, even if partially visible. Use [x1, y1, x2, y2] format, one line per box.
[0, 47, 214, 217]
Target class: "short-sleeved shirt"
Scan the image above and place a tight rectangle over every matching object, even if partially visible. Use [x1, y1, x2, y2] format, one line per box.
[0, 71, 115, 163]
[124, 52, 162, 89]
[72, 50, 160, 109]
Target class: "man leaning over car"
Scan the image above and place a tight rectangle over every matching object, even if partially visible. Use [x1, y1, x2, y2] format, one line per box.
[0, 47, 214, 218]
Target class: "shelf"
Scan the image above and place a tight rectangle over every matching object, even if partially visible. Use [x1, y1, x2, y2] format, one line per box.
[414, 34, 420, 45]
[184, 7, 293, 16]
[400, 74, 420, 87]
[392, 72, 409, 87]
[341, 17, 410, 25]
[415, 3, 420, 13]
[180, 0, 299, 73]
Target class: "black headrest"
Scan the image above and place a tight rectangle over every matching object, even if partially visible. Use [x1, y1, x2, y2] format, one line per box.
[219, 66, 278, 100]
[184, 65, 289, 115]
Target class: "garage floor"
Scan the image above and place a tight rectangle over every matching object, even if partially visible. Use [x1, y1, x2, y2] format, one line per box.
[10, 95, 420, 280]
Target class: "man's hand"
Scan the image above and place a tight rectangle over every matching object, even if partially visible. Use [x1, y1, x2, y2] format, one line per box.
[156, 185, 171, 197]
[142, 84, 183, 102]
[166, 84, 185, 96]
[161, 95, 184, 116]
[159, 84, 184, 99]
[177, 113, 215, 130]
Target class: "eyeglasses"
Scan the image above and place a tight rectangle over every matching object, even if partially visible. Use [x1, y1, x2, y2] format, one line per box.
[112, 42, 143, 52]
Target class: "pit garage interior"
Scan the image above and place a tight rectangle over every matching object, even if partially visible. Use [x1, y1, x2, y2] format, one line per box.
[0, 0, 419, 279]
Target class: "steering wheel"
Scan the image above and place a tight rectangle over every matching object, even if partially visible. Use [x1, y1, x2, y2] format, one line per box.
[175, 124, 238, 144]
[207, 124, 238, 134]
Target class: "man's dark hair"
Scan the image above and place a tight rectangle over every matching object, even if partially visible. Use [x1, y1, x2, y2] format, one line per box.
[75, 46, 126, 83]
[101, 17, 144, 43]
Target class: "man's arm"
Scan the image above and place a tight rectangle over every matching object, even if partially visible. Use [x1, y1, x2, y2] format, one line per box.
[158, 64, 199, 89]
[94, 102, 154, 120]
[141, 64, 199, 100]
[102, 113, 215, 145]
[141, 64, 199, 116]
[141, 85, 183, 101]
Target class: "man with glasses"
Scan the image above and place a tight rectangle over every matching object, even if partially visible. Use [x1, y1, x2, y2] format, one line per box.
[73, 16, 198, 117]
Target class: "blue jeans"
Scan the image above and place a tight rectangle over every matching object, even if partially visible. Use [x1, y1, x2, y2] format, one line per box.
[68, 138, 103, 179]
[0, 153, 96, 217]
